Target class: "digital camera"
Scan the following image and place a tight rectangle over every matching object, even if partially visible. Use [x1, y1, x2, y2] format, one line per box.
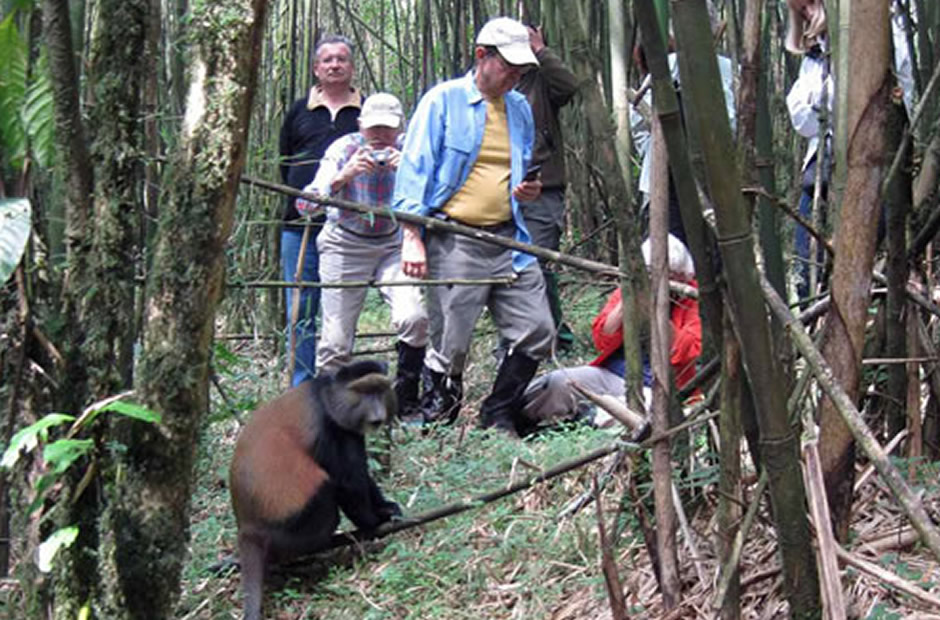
[372, 148, 389, 166]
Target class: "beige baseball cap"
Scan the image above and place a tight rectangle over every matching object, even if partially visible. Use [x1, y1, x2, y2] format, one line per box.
[360, 93, 404, 129]
[476, 17, 539, 67]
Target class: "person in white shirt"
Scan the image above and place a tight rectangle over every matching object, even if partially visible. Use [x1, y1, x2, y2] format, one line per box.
[785, 0, 914, 301]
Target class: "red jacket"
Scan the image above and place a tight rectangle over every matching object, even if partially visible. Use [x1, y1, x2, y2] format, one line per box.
[589, 284, 702, 388]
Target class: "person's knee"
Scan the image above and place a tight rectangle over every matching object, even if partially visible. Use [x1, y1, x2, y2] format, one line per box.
[391, 300, 429, 343]
[519, 314, 556, 360]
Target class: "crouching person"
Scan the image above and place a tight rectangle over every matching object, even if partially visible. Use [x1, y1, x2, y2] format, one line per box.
[521, 234, 702, 429]
[299, 93, 429, 417]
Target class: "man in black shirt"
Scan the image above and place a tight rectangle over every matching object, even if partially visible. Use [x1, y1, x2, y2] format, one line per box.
[279, 34, 362, 385]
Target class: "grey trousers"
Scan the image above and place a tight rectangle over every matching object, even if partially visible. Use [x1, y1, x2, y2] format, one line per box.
[316, 224, 428, 374]
[518, 187, 565, 251]
[424, 224, 554, 376]
[521, 365, 626, 422]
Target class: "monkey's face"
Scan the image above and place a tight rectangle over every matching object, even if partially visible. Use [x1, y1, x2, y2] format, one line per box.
[330, 373, 396, 435]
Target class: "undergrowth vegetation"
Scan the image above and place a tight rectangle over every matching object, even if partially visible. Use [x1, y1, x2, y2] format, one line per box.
[176, 280, 651, 618]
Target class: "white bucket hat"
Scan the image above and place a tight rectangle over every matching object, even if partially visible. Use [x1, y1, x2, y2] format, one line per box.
[360, 93, 404, 129]
[476, 17, 539, 67]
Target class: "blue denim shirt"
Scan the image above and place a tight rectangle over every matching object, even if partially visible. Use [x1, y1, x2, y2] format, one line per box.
[393, 71, 537, 272]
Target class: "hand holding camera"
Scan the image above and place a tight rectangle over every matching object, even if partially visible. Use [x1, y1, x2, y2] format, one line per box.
[370, 147, 401, 171]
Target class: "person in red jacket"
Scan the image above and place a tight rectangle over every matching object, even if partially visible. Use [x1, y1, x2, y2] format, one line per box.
[521, 234, 701, 429]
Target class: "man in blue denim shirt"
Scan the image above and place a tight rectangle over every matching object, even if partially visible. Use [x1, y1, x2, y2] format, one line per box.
[393, 17, 554, 436]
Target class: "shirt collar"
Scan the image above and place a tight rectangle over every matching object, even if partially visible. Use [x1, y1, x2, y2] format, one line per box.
[306, 85, 362, 111]
[462, 71, 484, 105]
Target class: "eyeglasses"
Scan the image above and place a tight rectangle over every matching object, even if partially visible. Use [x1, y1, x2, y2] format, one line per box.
[487, 50, 531, 75]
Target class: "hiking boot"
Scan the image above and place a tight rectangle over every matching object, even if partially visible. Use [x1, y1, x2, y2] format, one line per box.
[394, 342, 425, 420]
[419, 369, 462, 426]
[479, 352, 540, 437]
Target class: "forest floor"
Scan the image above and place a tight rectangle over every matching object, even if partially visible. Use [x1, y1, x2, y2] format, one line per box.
[174, 285, 940, 619]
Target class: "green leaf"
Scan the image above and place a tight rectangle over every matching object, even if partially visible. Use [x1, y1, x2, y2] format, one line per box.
[0, 13, 27, 171]
[99, 400, 162, 424]
[0, 197, 32, 286]
[1, 412, 75, 469]
[23, 54, 55, 169]
[43, 439, 94, 474]
[26, 473, 55, 516]
[37, 526, 79, 573]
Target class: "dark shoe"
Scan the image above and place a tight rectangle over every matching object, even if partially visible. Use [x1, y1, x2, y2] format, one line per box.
[419, 369, 462, 425]
[394, 342, 425, 420]
[479, 353, 540, 437]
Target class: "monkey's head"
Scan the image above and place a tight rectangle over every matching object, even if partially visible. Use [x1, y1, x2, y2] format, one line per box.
[327, 360, 398, 434]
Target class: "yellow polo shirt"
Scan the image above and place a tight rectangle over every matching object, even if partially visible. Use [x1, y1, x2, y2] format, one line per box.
[443, 97, 512, 225]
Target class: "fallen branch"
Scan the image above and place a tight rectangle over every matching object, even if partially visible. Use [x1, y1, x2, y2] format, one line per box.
[857, 527, 919, 555]
[231, 277, 514, 289]
[289, 442, 625, 562]
[853, 429, 907, 493]
[241, 175, 621, 277]
[836, 547, 940, 610]
[801, 418, 847, 619]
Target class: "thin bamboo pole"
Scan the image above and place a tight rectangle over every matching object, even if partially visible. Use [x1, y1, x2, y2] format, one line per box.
[286, 221, 313, 388]
[801, 416, 847, 619]
[231, 277, 515, 289]
[240, 175, 621, 277]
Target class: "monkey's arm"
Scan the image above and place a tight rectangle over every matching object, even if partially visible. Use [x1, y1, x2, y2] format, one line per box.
[335, 441, 401, 530]
[368, 477, 402, 521]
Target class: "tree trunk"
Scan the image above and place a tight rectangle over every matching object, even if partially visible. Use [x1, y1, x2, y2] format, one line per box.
[649, 115, 681, 609]
[667, 0, 821, 614]
[819, 0, 895, 541]
[637, 0, 724, 358]
[101, 0, 270, 615]
[41, 0, 94, 412]
[718, 311, 743, 620]
[52, 0, 153, 614]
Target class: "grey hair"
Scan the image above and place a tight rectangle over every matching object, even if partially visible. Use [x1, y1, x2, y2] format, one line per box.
[315, 34, 355, 61]
[641, 234, 696, 280]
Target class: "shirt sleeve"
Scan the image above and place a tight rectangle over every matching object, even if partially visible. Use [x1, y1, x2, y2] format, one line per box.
[592, 288, 624, 355]
[786, 56, 832, 139]
[670, 295, 702, 374]
[306, 136, 347, 198]
[891, 4, 915, 117]
[279, 101, 299, 184]
[535, 47, 579, 107]
[393, 89, 445, 218]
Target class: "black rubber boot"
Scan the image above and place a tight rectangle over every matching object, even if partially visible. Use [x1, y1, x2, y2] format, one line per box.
[479, 353, 540, 437]
[394, 342, 426, 420]
[419, 369, 462, 425]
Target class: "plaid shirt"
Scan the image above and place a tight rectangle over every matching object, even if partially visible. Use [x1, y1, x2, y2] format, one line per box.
[308, 132, 402, 237]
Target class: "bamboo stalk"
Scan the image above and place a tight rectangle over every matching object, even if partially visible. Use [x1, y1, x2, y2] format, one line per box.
[836, 547, 940, 609]
[760, 273, 940, 563]
[595, 475, 628, 620]
[801, 419, 847, 619]
[853, 429, 907, 492]
[569, 381, 647, 432]
[713, 470, 769, 612]
[232, 277, 515, 289]
[671, 482, 708, 591]
[286, 220, 313, 388]
[240, 175, 621, 277]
